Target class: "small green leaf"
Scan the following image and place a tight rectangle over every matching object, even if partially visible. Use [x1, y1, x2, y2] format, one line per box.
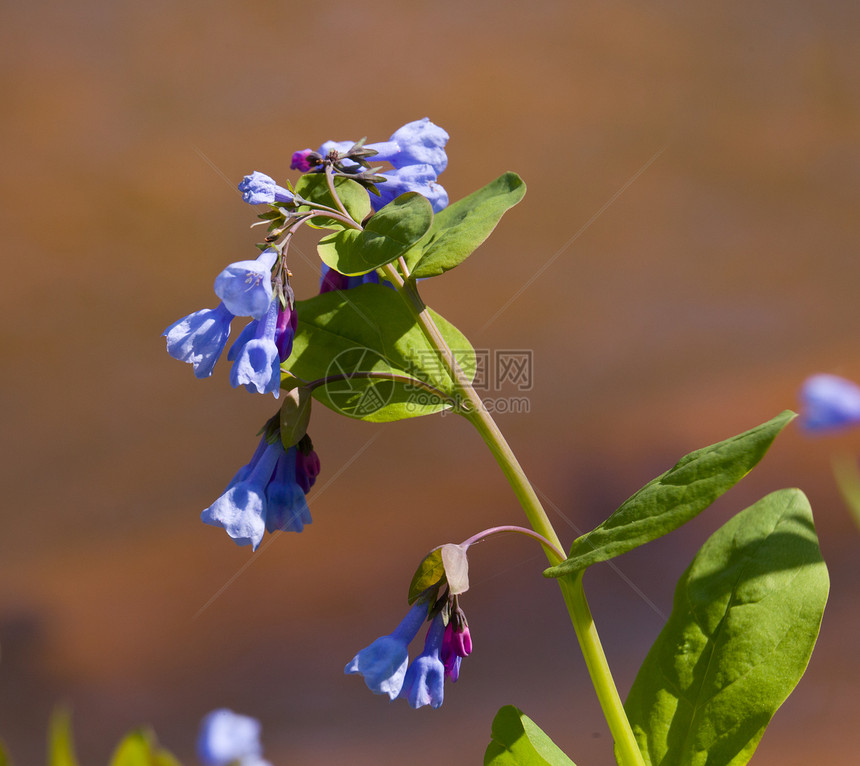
[484, 705, 576, 766]
[110, 729, 182, 766]
[294, 173, 371, 229]
[408, 548, 445, 604]
[285, 283, 476, 422]
[545, 411, 795, 579]
[48, 709, 79, 766]
[440, 543, 470, 596]
[0, 740, 11, 766]
[279, 386, 313, 449]
[404, 172, 526, 279]
[317, 193, 434, 276]
[625, 488, 828, 766]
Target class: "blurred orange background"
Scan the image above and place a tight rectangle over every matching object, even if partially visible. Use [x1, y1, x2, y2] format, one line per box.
[2, 1, 859, 763]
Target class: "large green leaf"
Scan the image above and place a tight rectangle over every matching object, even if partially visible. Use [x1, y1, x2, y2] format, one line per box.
[624, 488, 828, 766]
[48, 709, 78, 766]
[109, 730, 182, 766]
[404, 172, 526, 279]
[284, 283, 476, 422]
[293, 173, 371, 229]
[544, 412, 794, 579]
[317, 193, 434, 275]
[485, 705, 576, 766]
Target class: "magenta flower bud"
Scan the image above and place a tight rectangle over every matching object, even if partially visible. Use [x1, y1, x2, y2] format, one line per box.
[452, 625, 472, 657]
[291, 149, 316, 172]
[296, 448, 321, 493]
[274, 302, 298, 362]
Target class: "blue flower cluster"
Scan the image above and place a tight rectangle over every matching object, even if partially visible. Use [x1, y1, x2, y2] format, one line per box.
[197, 708, 271, 766]
[163, 248, 295, 398]
[312, 117, 450, 213]
[799, 374, 860, 431]
[345, 597, 472, 709]
[202, 432, 320, 551]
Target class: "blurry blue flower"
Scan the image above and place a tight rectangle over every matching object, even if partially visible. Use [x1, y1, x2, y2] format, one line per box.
[800, 374, 860, 431]
[197, 708, 271, 766]
[214, 249, 278, 320]
[163, 302, 234, 379]
[345, 600, 429, 700]
[399, 612, 447, 709]
[238, 171, 294, 206]
[229, 298, 281, 397]
[202, 436, 318, 549]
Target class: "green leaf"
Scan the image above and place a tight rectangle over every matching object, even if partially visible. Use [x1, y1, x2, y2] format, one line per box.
[285, 283, 476, 422]
[404, 172, 526, 279]
[544, 411, 795, 579]
[317, 193, 434, 276]
[408, 548, 445, 604]
[110, 729, 182, 766]
[831, 453, 860, 533]
[48, 709, 78, 766]
[0, 739, 11, 766]
[624, 488, 829, 766]
[279, 386, 313, 449]
[293, 173, 371, 229]
[484, 705, 576, 766]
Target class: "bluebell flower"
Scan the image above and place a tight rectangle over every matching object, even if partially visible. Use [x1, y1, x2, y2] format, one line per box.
[265, 445, 313, 533]
[197, 708, 271, 766]
[202, 435, 318, 549]
[800, 374, 860, 431]
[214, 249, 278, 321]
[374, 164, 448, 213]
[345, 600, 429, 700]
[228, 297, 281, 398]
[319, 117, 449, 176]
[163, 302, 234, 379]
[238, 171, 294, 206]
[399, 611, 447, 709]
[201, 439, 281, 550]
[317, 117, 449, 213]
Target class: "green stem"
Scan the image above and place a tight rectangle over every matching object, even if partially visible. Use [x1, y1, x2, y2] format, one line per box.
[382, 263, 644, 766]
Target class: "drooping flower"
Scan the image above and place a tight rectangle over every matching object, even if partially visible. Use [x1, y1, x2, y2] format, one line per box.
[214, 249, 278, 321]
[163, 302, 234, 378]
[238, 171, 294, 206]
[197, 708, 271, 766]
[228, 297, 281, 398]
[265, 444, 313, 534]
[202, 434, 318, 549]
[399, 611, 447, 709]
[800, 374, 860, 431]
[345, 599, 430, 700]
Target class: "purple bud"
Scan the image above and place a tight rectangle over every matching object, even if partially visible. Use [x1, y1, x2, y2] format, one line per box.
[291, 149, 316, 172]
[274, 303, 298, 362]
